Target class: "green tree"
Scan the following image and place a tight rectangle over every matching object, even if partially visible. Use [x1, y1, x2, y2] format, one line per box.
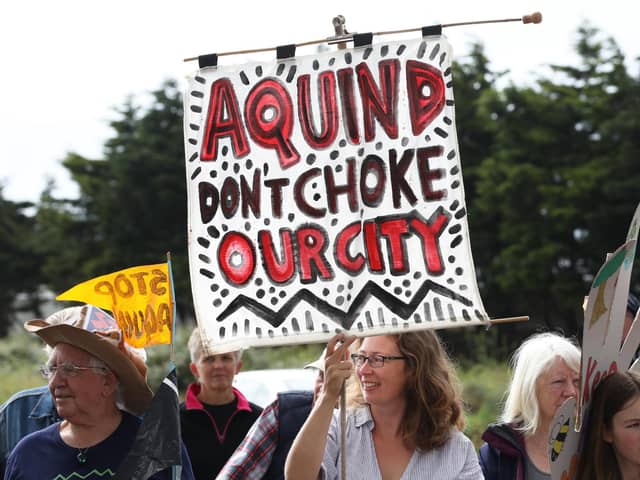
[565, 27, 640, 292]
[0, 190, 43, 335]
[439, 44, 506, 360]
[34, 80, 193, 319]
[471, 25, 639, 350]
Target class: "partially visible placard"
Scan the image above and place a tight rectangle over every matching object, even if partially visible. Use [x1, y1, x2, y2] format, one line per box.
[57, 263, 173, 348]
[550, 203, 640, 480]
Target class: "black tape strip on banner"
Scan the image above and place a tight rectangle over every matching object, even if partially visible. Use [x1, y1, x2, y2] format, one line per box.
[353, 32, 374, 47]
[421, 25, 442, 37]
[198, 54, 218, 68]
[276, 44, 296, 59]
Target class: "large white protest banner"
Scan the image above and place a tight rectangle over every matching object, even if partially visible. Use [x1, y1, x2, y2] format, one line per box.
[184, 35, 489, 351]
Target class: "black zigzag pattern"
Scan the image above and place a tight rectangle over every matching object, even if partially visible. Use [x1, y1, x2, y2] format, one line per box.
[217, 280, 474, 330]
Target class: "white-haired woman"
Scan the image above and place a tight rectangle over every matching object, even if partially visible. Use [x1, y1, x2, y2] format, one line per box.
[479, 331, 581, 480]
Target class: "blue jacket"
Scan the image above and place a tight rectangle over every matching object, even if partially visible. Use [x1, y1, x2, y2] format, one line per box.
[0, 386, 60, 478]
[265, 390, 313, 480]
[478, 423, 526, 480]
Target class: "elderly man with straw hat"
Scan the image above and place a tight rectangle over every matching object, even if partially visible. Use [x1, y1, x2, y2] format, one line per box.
[4, 305, 195, 479]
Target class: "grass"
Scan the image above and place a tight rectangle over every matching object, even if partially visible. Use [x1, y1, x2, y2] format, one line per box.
[0, 325, 508, 449]
[460, 361, 510, 447]
[0, 325, 49, 401]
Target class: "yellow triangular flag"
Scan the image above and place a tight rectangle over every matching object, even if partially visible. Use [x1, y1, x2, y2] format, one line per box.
[56, 263, 173, 348]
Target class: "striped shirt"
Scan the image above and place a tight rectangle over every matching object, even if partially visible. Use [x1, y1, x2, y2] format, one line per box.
[321, 407, 483, 480]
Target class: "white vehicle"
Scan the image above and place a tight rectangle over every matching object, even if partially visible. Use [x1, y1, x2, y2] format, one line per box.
[233, 368, 317, 407]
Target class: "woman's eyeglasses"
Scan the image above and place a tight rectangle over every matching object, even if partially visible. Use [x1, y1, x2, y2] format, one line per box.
[40, 363, 107, 379]
[350, 353, 407, 368]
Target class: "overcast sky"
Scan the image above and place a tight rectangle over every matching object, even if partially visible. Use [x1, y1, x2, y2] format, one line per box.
[2, 0, 638, 203]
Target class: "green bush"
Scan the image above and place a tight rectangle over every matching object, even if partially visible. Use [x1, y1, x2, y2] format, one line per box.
[460, 361, 510, 447]
[0, 324, 50, 401]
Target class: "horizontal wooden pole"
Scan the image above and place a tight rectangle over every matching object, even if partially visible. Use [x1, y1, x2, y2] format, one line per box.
[488, 316, 529, 324]
[184, 12, 542, 62]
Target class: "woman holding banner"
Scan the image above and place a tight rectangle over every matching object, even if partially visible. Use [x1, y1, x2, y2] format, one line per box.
[575, 370, 640, 480]
[285, 330, 482, 479]
[479, 332, 581, 479]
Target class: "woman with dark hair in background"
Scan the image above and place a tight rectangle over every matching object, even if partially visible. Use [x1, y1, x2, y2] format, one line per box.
[576, 371, 640, 480]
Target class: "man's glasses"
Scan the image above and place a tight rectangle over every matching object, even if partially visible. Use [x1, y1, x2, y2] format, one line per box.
[350, 353, 408, 368]
[40, 363, 107, 379]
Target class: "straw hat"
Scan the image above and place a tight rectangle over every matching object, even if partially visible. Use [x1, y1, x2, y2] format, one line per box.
[25, 305, 153, 415]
